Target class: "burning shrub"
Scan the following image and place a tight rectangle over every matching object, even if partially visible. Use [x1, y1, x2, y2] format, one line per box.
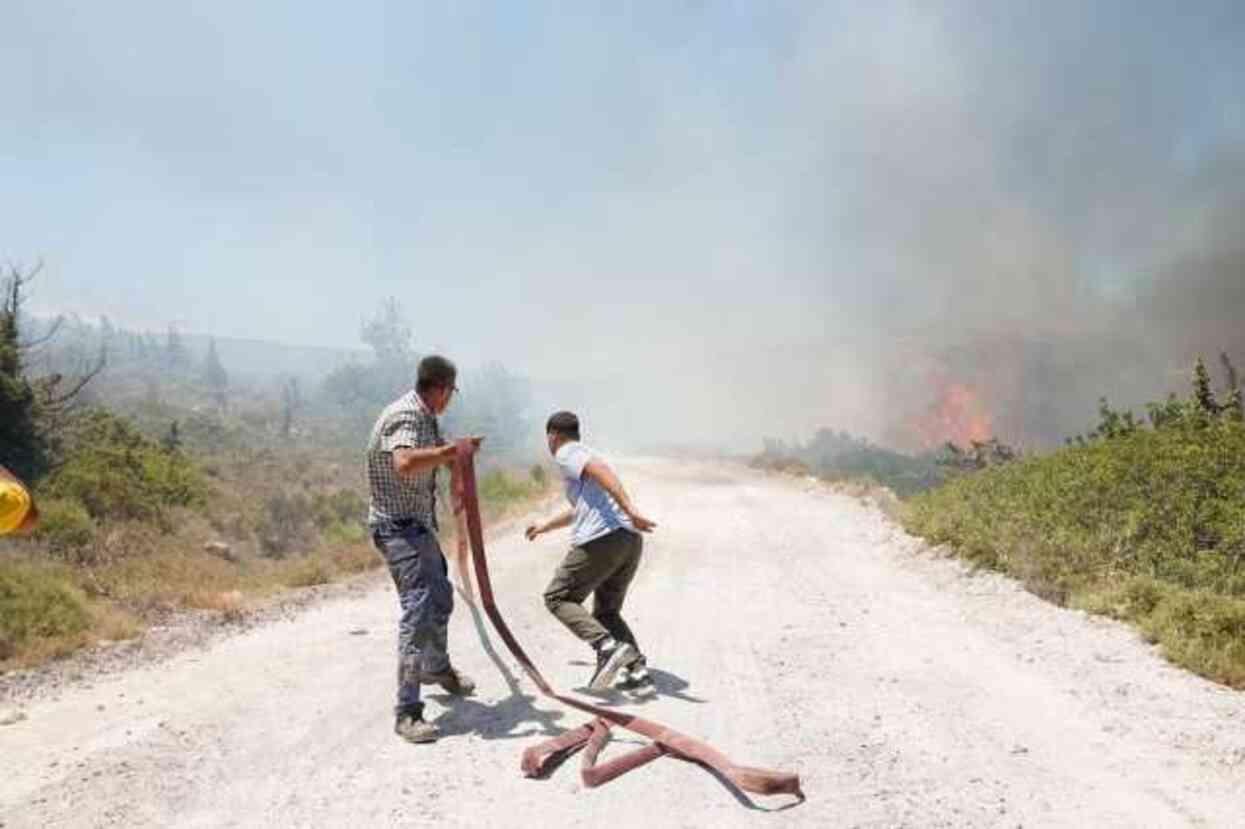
[936, 438, 1019, 472]
[904, 354, 1245, 687]
[910, 382, 994, 450]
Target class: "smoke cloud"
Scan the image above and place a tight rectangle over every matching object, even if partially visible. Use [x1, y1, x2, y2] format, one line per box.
[3, 2, 1243, 452]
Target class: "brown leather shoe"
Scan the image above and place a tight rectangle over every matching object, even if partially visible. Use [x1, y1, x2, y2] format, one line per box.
[395, 712, 438, 743]
[421, 666, 476, 695]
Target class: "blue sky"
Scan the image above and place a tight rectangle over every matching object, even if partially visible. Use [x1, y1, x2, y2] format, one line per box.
[4, 2, 1244, 445]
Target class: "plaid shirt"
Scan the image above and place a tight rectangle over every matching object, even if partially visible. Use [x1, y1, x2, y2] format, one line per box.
[366, 390, 445, 530]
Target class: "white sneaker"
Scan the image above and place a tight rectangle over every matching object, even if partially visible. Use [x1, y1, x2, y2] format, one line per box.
[615, 656, 654, 691]
[589, 641, 638, 690]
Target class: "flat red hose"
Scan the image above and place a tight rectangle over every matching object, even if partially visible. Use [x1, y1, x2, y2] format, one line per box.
[454, 440, 804, 801]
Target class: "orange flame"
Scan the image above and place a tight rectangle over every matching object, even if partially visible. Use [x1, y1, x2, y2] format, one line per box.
[911, 382, 994, 449]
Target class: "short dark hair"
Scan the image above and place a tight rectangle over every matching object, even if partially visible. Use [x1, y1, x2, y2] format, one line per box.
[546, 410, 580, 441]
[416, 355, 457, 393]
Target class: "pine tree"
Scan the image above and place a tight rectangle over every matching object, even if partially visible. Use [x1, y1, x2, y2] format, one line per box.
[1221, 352, 1244, 422]
[1193, 356, 1220, 418]
[203, 338, 228, 410]
[0, 267, 49, 480]
[98, 315, 116, 362]
[165, 324, 188, 369]
[280, 377, 302, 438]
[162, 420, 182, 452]
[1227, 388, 1245, 423]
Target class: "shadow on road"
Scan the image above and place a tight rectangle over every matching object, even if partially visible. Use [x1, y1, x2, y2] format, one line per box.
[437, 591, 801, 811]
[690, 760, 806, 812]
[428, 589, 565, 740]
[568, 660, 708, 706]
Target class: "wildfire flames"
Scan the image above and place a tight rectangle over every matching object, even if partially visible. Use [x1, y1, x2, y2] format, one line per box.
[911, 382, 994, 449]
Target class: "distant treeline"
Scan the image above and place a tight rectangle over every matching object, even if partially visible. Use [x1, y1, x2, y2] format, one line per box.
[19, 293, 537, 460]
[754, 429, 949, 497]
[1, 266, 552, 671]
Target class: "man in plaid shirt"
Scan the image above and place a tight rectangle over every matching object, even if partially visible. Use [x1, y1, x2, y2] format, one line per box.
[367, 354, 482, 744]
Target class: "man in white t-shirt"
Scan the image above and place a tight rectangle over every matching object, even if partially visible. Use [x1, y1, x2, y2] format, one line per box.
[525, 411, 657, 691]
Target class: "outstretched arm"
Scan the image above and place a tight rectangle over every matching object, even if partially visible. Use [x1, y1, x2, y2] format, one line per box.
[582, 459, 656, 532]
[526, 508, 574, 541]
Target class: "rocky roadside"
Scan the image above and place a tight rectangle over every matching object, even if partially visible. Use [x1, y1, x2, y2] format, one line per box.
[0, 568, 386, 714]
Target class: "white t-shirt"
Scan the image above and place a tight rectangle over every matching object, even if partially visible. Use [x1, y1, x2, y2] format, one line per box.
[554, 442, 635, 547]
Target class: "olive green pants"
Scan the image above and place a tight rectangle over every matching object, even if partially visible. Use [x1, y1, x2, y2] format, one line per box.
[543, 528, 642, 649]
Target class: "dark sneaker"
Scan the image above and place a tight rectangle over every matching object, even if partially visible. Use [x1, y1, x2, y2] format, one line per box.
[589, 641, 638, 691]
[421, 666, 476, 696]
[395, 711, 438, 744]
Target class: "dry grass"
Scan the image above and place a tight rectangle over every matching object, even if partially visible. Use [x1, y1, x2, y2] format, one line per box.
[0, 556, 141, 671]
[0, 454, 552, 673]
[282, 558, 333, 588]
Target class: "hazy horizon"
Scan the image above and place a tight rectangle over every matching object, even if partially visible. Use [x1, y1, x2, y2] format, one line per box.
[6, 2, 1244, 451]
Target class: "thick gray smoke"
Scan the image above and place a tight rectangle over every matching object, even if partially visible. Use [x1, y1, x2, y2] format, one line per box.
[4, 2, 1243, 454]
[588, 1, 1245, 453]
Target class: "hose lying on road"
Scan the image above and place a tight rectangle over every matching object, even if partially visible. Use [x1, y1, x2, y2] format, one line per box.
[453, 440, 804, 802]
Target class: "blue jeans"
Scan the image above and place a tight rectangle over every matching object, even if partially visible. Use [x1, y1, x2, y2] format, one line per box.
[372, 522, 454, 714]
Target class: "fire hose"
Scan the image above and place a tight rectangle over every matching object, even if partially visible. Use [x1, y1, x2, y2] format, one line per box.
[453, 439, 804, 802]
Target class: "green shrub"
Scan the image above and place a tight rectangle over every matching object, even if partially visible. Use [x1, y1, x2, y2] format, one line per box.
[35, 497, 97, 553]
[1143, 591, 1245, 687]
[324, 520, 366, 545]
[530, 464, 547, 486]
[0, 561, 90, 660]
[311, 488, 366, 530]
[41, 409, 207, 525]
[479, 468, 539, 505]
[907, 419, 1245, 592]
[904, 356, 1245, 686]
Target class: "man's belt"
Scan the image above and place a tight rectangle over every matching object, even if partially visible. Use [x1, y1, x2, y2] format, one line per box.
[453, 439, 804, 804]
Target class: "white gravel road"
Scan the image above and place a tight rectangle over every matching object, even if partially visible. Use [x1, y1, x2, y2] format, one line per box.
[3, 459, 1245, 827]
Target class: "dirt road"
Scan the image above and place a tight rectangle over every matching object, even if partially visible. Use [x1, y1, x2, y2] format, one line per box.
[4, 459, 1245, 827]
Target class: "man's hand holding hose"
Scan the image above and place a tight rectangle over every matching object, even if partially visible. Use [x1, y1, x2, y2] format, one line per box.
[447, 437, 484, 603]
[393, 434, 484, 602]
